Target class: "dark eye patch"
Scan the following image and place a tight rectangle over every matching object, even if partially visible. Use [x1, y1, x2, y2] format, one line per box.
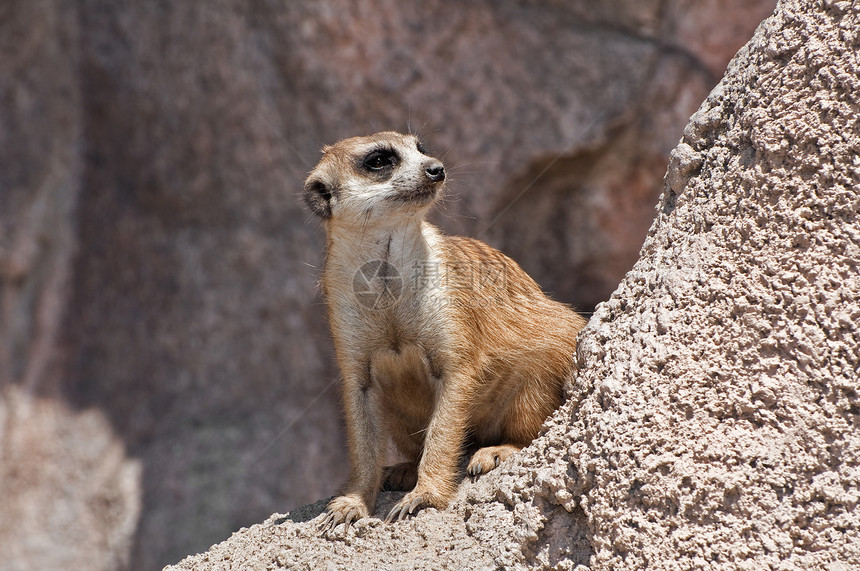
[416, 140, 429, 155]
[363, 147, 398, 171]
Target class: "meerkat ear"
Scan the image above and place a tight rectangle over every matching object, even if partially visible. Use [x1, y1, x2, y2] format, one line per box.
[303, 178, 336, 218]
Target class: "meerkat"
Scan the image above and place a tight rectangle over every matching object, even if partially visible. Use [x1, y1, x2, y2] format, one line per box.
[303, 131, 586, 533]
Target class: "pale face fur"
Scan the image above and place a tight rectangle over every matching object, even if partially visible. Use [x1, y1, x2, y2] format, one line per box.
[306, 132, 587, 535]
[303, 131, 444, 229]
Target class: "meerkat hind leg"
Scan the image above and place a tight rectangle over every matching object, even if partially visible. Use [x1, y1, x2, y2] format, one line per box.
[382, 461, 418, 491]
[466, 444, 522, 478]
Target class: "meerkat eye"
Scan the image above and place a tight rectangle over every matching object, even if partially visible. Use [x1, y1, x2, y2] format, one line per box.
[416, 140, 429, 155]
[363, 149, 398, 171]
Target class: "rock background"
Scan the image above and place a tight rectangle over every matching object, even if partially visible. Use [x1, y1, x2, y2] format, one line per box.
[0, 1, 777, 569]
[169, 0, 860, 568]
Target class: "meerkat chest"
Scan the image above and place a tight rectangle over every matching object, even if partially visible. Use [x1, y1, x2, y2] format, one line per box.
[324, 225, 451, 354]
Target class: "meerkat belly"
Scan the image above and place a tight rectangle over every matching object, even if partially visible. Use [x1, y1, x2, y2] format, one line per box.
[369, 344, 437, 441]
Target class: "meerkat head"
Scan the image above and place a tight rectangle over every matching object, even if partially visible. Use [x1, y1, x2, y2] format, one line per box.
[303, 131, 445, 225]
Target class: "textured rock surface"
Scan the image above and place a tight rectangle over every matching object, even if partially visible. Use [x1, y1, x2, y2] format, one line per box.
[0, 1, 775, 569]
[168, 0, 860, 568]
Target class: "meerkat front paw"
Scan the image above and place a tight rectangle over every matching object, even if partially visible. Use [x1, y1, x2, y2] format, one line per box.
[385, 487, 447, 522]
[319, 494, 370, 535]
[466, 444, 521, 478]
[382, 462, 418, 491]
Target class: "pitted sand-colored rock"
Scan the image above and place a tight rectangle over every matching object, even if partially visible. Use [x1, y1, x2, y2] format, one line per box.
[168, 0, 860, 568]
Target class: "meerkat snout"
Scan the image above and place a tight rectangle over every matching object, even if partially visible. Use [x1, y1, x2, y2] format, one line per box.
[424, 162, 445, 183]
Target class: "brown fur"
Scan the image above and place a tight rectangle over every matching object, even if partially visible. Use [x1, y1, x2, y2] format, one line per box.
[304, 132, 586, 533]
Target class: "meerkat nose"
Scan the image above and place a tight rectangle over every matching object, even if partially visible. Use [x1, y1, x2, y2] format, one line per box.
[425, 163, 445, 183]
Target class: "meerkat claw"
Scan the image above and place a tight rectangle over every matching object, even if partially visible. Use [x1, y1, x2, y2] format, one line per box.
[408, 495, 425, 514]
[318, 512, 337, 534]
[385, 502, 411, 523]
[384, 505, 403, 523]
[386, 492, 430, 523]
